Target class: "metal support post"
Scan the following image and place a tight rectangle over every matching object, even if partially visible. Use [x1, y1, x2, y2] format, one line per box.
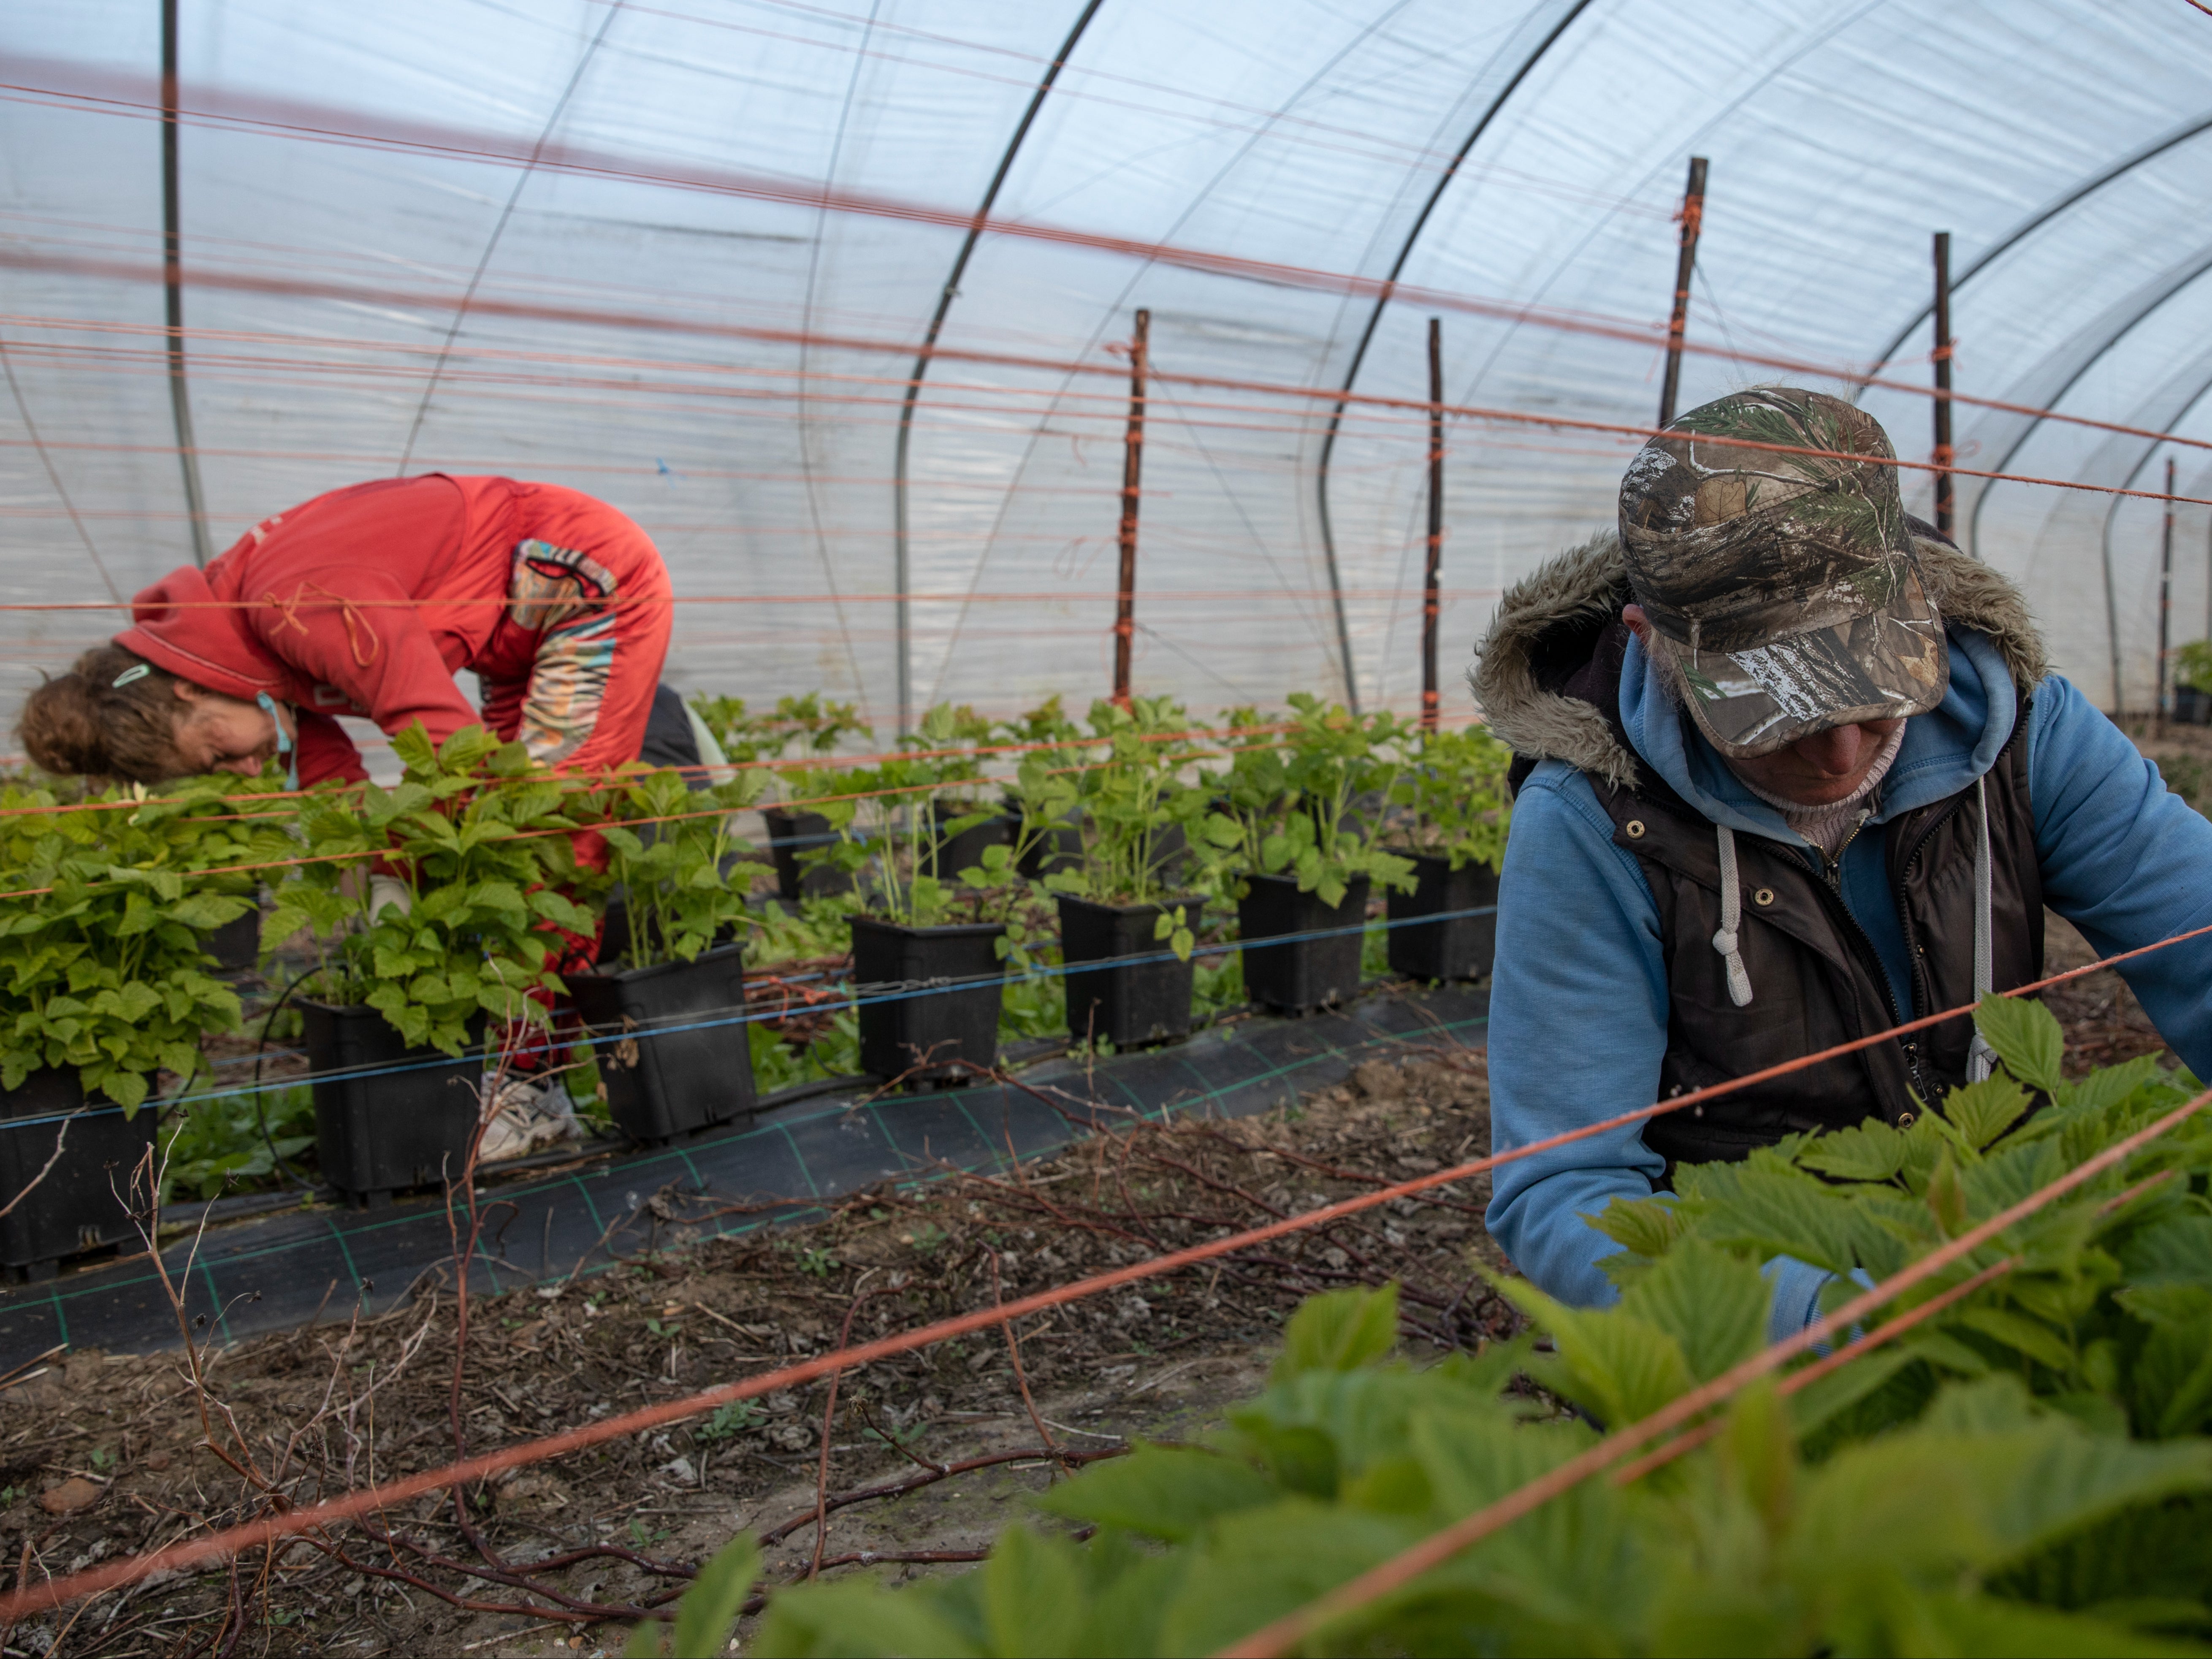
[1421, 317, 1444, 732]
[1112, 308, 1148, 708]
[1932, 231, 1954, 537]
[162, 0, 213, 567]
[1656, 157, 1708, 429]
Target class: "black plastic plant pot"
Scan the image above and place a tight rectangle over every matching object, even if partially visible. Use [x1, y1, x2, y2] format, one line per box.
[925, 802, 1009, 882]
[1236, 873, 1371, 1013]
[1385, 853, 1500, 984]
[569, 945, 755, 1146]
[301, 1002, 484, 1210]
[2177, 686, 2212, 726]
[206, 905, 261, 973]
[762, 808, 852, 901]
[0, 1068, 157, 1282]
[599, 895, 740, 968]
[1057, 895, 1194, 1049]
[849, 916, 1004, 1084]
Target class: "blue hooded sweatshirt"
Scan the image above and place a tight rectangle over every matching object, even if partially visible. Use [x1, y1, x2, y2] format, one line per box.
[1482, 557, 2212, 1336]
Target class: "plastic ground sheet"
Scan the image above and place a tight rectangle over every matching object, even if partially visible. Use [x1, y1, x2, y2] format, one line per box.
[0, 986, 1485, 1364]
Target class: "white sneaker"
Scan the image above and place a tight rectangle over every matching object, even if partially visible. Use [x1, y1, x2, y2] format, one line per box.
[479, 1077, 581, 1164]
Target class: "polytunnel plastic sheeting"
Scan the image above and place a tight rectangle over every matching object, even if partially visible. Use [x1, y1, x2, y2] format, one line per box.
[4, 3, 2212, 736]
[0, 986, 1486, 1363]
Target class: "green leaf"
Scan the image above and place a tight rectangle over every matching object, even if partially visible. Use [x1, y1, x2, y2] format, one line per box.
[1035, 1444, 1274, 1542]
[1954, 1305, 2076, 1372]
[1504, 1275, 1698, 1426]
[1944, 1075, 2034, 1152]
[1927, 1147, 1971, 1237]
[1786, 1347, 1915, 1438]
[1586, 1194, 1685, 1258]
[1270, 1285, 1398, 1382]
[1889, 1593, 2209, 1659]
[1796, 1117, 1910, 1182]
[1973, 993, 2066, 1095]
[1155, 1500, 1419, 1657]
[1617, 1239, 1770, 1383]
[979, 1526, 1085, 1656]
[659, 1533, 759, 1659]
[749, 1578, 977, 1657]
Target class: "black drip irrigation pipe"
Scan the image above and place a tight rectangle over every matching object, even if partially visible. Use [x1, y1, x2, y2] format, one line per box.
[0, 984, 1488, 1363]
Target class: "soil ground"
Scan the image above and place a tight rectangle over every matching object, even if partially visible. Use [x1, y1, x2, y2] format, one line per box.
[0, 1036, 1507, 1658]
[2, 730, 2197, 1658]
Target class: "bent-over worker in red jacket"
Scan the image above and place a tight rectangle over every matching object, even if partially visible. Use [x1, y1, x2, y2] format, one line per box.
[17, 473, 689, 1162]
[19, 474, 673, 787]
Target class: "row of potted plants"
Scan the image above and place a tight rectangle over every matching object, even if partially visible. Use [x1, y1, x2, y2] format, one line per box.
[784, 691, 1510, 1070]
[0, 694, 1510, 1265]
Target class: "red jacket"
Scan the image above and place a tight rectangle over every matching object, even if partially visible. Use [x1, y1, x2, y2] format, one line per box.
[119, 475, 669, 785]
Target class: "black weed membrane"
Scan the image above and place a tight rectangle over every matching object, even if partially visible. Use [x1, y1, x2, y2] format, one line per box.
[0, 987, 1484, 1364]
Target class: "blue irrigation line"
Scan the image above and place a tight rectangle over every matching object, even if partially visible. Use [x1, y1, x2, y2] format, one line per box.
[9, 903, 1496, 1128]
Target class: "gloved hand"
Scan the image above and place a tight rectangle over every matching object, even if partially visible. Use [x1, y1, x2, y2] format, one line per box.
[368, 874, 413, 919]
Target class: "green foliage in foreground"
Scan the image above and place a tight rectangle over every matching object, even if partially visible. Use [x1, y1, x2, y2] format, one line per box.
[634, 998, 2212, 1656]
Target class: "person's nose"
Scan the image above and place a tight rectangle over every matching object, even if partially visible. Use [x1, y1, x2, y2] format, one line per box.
[1792, 724, 1868, 776]
[214, 756, 257, 775]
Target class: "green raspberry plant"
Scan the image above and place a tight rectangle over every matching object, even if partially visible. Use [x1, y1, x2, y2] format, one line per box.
[0, 777, 286, 1110]
[569, 763, 769, 969]
[1014, 694, 1211, 960]
[1385, 721, 1513, 873]
[1195, 694, 1417, 908]
[264, 725, 596, 1057]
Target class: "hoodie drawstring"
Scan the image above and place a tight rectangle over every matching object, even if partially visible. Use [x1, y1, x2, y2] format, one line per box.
[1966, 774, 1998, 1084]
[1713, 777, 1998, 1083]
[1712, 824, 1754, 1008]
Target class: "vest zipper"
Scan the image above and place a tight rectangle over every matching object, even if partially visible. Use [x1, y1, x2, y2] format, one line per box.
[1892, 795, 1967, 1030]
[1773, 838, 1929, 1103]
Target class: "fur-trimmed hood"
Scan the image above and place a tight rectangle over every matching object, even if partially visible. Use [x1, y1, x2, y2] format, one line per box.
[1470, 530, 2049, 792]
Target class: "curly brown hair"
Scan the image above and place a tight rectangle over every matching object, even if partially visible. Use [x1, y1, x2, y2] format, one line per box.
[17, 645, 195, 781]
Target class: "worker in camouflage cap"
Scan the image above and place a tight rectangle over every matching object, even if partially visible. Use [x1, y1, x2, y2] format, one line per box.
[1615, 386, 1948, 757]
[1472, 383, 2212, 1338]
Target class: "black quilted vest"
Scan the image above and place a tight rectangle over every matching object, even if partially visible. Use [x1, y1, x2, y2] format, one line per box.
[1514, 621, 2041, 1171]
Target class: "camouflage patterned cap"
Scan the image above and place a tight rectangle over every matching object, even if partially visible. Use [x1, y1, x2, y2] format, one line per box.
[1617, 386, 1947, 759]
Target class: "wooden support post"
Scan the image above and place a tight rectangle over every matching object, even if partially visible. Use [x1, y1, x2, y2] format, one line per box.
[1656, 157, 1708, 429]
[2158, 454, 2176, 729]
[1932, 231, 1954, 537]
[1112, 308, 1148, 708]
[1421, 317, 1444, 732]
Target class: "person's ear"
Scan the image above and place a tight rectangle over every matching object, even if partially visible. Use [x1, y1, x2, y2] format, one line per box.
[171, 678, 208, 705]
[1621, 603, 1654, 645]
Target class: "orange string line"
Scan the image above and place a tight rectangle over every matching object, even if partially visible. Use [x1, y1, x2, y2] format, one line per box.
[0, 710, 1391, 819]
[0, 920, 2205, 1623]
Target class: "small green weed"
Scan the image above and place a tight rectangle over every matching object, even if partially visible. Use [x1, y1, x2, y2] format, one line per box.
[898, 1222, 949, 1257]
[693, 1401, 768, 1445]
